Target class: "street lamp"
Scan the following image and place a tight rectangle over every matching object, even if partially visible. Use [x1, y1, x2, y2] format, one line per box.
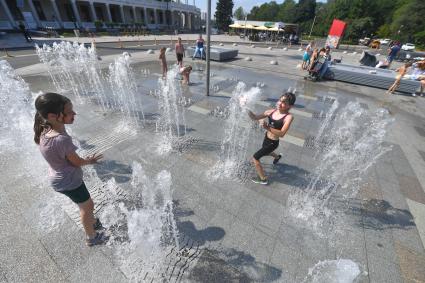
[206, 0, 211, 96]
[308, 7, 323, 39]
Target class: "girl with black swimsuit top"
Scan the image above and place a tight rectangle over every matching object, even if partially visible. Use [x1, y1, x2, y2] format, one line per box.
[248, 92, 296, 185]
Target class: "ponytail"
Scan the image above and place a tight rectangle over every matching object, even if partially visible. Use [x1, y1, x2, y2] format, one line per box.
[33, 112, 48, 144]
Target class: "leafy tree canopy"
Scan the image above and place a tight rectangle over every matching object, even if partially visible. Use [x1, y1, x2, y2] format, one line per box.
[242, 0, 424, 45]
[215, 0, 234, 32]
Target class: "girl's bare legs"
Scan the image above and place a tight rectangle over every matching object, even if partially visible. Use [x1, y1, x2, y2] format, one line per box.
[252, 158, 266, 180]
[78, 198, 96, 238]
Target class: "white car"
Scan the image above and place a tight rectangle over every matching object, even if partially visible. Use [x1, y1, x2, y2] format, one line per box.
[401, 43, 415, 51]
[380, 38, 391, 45]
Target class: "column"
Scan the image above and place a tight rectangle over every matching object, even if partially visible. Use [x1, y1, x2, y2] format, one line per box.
[0, 0, 17, 28]
[132, 6, 137, 22]
[50, 0, 63, 27]
[188, 13, 191, 30]
[162, 10, 167, 25]
[143, 7, 147, 25]
[70, 0, 82, 24]
[178, 11, 181, 28]
[27, 0, 41, 27]
[119, 5, 124, 23]
[154, 9, 158, 25]
[89, 1, 97, 21]
[105, 4, 112, 22]
[171, 10, 175, 27]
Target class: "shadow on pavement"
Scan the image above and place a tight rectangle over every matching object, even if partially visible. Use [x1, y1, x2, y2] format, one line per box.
[269, 163, 311, 189]
[350, 199, 415, 230]
[94, 159, 132, 183]
[188, 248, 282, 283]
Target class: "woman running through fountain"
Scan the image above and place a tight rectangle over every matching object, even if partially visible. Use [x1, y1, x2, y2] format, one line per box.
[34, 93, 107, 246]
[248, 91, 296, 185]
[159, 47, 168, 78]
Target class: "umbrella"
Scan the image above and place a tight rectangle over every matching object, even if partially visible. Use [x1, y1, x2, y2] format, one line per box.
[254, 26, 270, 31]
[229, 23, 243, 28]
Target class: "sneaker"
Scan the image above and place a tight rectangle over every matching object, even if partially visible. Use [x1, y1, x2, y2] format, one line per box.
[412, 93, 417, 97]
[86, 232, 109, 247]
[273, 154, 282, 165]
[251, 176, 268, 185]
[93, 218, 104, 231]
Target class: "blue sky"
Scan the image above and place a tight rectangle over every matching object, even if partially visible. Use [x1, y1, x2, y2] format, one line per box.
[196, 0, 326, 15]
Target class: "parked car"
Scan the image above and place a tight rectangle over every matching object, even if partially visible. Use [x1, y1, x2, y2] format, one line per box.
[359, 37, 371, 46]
[401, 43, 415, 51]
[379, 38, 391, 45]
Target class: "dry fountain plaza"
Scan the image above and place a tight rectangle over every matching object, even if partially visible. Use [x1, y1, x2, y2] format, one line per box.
[1, 34, 425, 283]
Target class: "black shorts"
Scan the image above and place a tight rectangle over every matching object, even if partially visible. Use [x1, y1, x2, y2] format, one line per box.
[177, 53, 183, 62]
[253, 135, 279, 160]
[59, 182, 90, 204]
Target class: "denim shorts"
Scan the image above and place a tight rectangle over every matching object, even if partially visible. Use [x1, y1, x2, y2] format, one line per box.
[59, 182, 90, 204]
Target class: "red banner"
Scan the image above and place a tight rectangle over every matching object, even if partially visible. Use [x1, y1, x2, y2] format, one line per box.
[326, 19, 347, 49]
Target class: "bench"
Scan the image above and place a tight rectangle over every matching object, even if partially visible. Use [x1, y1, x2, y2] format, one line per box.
[185, 46, 238, 61]
[327, 63, 421, 94]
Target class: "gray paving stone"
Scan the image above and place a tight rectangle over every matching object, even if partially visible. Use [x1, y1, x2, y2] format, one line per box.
[244, 228, 277, 264]
[269, 241, 300, 282]
[374, 160, 399, 185]
[366, 254, 403, 283]
[258, 208, 284, 237]
[364, 228, 399, 266]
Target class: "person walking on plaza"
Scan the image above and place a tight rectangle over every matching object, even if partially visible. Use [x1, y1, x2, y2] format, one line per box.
[34, 93, 108, 246]
[387, 41, 401, 68]
[248, 91, 296, 185]
[175, 37, 185, 67]
[192, 34, 205, 60]
[18, 21, 32, 42]
[302, 41, 314, 70]
[159, 47, 168, 78]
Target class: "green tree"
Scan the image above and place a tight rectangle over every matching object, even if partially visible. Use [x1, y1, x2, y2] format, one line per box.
[277, 0, 297, 23]
[215, 0, 234, 32]
[234, 6, 245, 20]
[296, 0, 316, 23]
[391, 0, 425, 42]
[248, 1, 280, 21]
[376, 24, 391, 38]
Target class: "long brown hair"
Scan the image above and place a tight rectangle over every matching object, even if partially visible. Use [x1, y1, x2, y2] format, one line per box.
[33, 93, 70, 144]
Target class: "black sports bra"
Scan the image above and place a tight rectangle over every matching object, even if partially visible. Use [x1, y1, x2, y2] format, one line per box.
[268, 110, 288, 130]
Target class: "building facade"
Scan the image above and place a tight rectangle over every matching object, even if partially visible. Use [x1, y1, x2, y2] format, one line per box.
[0, 0, 201, 30]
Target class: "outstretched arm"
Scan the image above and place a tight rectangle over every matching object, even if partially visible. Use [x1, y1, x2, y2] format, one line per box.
[66, 152, 103, 167]
[248, 109, 273, 120]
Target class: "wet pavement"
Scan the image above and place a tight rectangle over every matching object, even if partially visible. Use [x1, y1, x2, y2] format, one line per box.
[1, 42, 425, 282]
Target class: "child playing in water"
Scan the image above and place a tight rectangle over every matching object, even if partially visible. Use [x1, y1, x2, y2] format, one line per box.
[302, 41, 314, 70]
[180, 65, 192, 85]
[248, 91, 295, 185]
[34, 92, 107, 246]
[159, 47, 167, 78]
[387, 62, 413, 94]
